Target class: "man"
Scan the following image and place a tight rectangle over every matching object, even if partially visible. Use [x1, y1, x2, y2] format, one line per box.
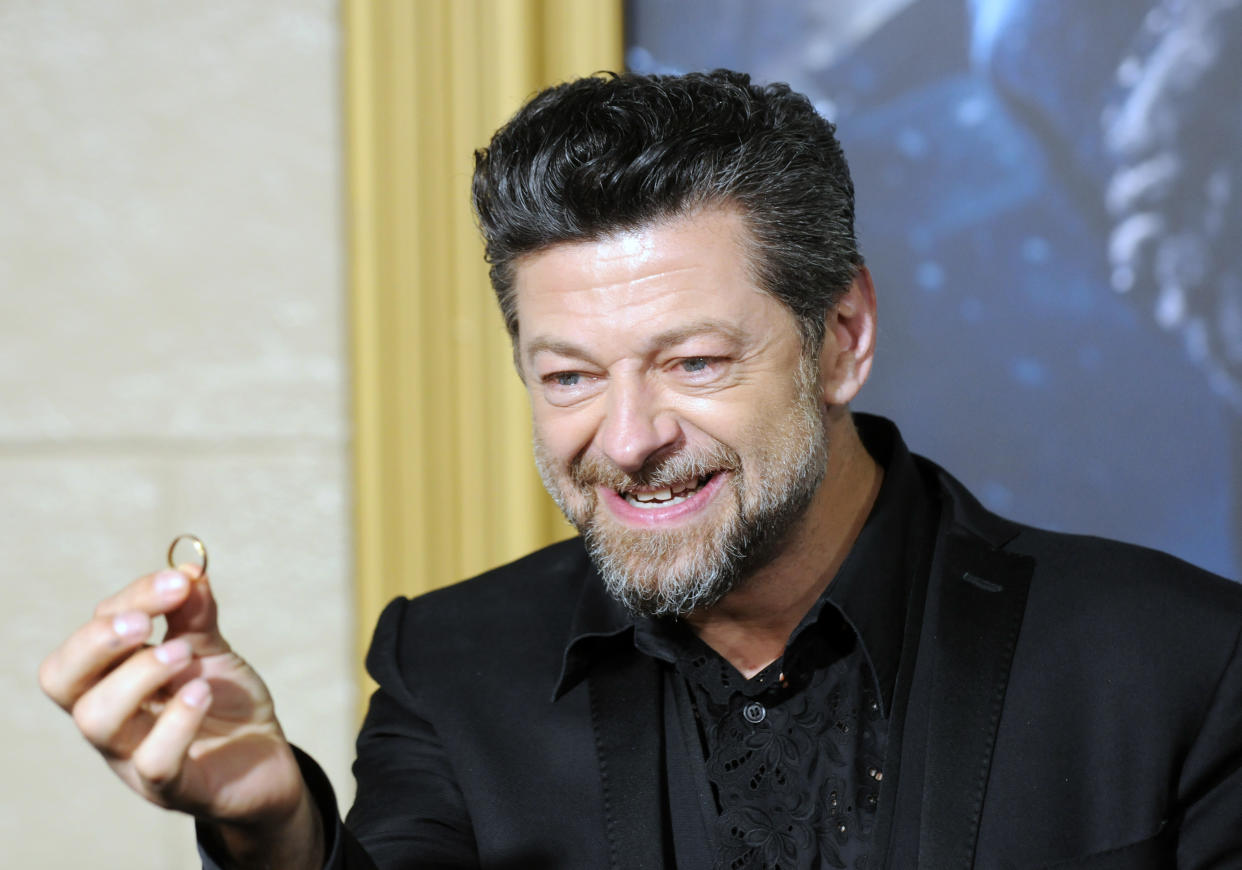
[39, 71, 1242, 869]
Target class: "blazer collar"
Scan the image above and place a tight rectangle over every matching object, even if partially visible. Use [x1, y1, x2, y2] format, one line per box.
[911, 457, 1035, 869]
[915, 453, 1023, 550]
[829, 413, 941, 716]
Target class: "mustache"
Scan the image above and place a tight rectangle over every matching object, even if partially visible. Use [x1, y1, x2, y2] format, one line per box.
[569, 443, 742, 492]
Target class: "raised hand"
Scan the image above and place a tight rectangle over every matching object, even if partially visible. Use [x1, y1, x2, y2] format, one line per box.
[39, 566, 322, 868]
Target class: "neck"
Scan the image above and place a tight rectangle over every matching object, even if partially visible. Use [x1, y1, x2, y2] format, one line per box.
[684, 411, 882, 678]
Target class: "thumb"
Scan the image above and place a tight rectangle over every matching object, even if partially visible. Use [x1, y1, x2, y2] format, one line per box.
[164, 564, 231, 655]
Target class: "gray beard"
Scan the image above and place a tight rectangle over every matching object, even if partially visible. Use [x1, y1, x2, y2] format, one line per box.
[584, 457, 824, 617]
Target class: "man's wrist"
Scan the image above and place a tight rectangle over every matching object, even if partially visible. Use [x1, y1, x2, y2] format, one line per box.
[204, 783, 325, 870]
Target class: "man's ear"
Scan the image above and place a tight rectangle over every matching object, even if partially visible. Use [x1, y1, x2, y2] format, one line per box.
[818, 267, 877, 406]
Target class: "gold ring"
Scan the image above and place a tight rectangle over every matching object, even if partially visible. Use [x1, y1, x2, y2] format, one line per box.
[167, 534, 208, 578]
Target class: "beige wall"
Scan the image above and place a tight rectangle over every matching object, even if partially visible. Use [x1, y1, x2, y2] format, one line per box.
[1, 3, 354, 867]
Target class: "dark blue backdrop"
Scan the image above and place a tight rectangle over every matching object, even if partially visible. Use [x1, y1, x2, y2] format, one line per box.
[627, 0, 1242, 579]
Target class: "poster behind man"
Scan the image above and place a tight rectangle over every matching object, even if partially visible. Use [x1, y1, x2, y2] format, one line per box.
[627, 0, 1242, 579]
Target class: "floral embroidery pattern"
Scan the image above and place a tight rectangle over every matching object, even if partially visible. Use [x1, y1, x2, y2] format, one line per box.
[676, 620, 885, 870]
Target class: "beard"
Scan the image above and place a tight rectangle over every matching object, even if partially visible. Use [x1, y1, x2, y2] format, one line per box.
[533, 360, 829, 618]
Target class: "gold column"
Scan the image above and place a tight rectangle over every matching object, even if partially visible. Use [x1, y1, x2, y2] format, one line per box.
[343, 0, 624, 712]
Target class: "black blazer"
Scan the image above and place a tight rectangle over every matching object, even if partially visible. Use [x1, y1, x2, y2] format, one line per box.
[203, 427, 1242, 869]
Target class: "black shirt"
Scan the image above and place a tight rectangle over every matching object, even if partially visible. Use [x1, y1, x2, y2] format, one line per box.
[630, 418, 939, 869]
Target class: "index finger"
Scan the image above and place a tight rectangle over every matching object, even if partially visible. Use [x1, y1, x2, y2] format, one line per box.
[93, 565, 203, 621]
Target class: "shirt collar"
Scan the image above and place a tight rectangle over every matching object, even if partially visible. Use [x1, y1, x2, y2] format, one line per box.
[553, 556, 633, 700]
[554, 413, 936, 714]
[815, 412, 934, 716]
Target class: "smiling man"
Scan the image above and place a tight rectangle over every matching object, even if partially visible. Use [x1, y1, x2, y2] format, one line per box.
[41, 71, 1242, 869]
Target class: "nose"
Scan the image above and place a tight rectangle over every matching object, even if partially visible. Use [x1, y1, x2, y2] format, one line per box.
[596, 377, 680, 473]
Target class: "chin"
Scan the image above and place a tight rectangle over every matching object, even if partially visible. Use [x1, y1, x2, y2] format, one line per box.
[583, 517, 746, 617]
[601, 565, 740, 619]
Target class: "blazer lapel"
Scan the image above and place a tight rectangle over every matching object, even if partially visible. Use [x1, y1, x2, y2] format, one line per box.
[588, 648, 671, 870]
[918, 531, 1033, 869]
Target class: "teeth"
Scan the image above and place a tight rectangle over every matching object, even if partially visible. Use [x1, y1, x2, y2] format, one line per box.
[627, 492, 690, 509]
[623, 476, 709, 508]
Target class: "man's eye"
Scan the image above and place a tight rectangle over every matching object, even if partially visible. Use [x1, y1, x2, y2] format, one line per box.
[550, 372, 581, 387]
[681, 357, 711, 373]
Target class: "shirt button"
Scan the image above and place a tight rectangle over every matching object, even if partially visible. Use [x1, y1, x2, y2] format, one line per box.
[742, 701, 766, 724]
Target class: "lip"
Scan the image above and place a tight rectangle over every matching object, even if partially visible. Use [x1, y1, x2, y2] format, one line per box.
[598, 471, 731, 528]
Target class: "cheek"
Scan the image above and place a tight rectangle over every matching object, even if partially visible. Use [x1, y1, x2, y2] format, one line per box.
[676, 393, 778, 449]
[532, 406, 597, 472]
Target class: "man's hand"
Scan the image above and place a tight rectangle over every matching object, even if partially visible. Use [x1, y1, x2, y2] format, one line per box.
[38, 566, 323, 868]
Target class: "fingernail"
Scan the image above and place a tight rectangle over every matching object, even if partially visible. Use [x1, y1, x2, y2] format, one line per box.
[182, 679, 211, 709]
[154, 570, 188, 596]
[154, 638, 192, 665]
[113, 612, 147, 638]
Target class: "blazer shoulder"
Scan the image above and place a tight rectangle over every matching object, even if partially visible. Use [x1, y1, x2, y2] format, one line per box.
[411, 535, 591, 617]
[924, 450, 1241, 611]
[987, 522, 1242, 699]
[925, 452, 1242, 647]
[1008, 524, 1242, 613]
[365, 537, 592, 689]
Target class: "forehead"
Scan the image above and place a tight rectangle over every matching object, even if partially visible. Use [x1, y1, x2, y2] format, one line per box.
[512, 209, 796, 352]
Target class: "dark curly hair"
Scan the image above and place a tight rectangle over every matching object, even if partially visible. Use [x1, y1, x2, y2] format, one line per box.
[472, 69, 863, 351]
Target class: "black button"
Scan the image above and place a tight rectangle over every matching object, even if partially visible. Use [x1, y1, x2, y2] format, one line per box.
[743, 702, 766, 724]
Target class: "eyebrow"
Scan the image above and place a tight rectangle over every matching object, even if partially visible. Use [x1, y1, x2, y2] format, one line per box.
[523, 319, 747, 363]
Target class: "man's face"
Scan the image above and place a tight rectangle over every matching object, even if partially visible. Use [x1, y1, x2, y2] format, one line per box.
[515, 208, 829, 617]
